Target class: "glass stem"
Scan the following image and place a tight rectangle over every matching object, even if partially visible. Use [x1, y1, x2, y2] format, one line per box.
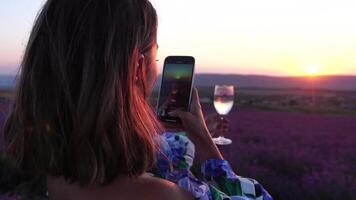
[219, 115, 226, 137]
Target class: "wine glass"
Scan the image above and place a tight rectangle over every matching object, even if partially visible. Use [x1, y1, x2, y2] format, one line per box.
[212, 85, 234, 145]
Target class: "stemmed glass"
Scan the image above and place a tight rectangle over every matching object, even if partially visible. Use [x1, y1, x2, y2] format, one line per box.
[212, 85, 234, 145]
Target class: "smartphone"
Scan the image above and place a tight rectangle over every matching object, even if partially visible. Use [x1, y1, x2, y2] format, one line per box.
[157, 56, 195, 123]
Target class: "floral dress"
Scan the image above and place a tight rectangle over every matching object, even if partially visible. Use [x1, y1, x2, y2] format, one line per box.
[152, 132, 273, 200]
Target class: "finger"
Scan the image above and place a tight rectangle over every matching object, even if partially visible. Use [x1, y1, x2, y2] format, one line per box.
[221, 129, 229, 133]
[210, 130, 217, 136]
[190, 88, 203, 117]
[210, 113, 220, 118]
[169, 110, 193, 122]
[222, 127, 230, 132]
[175, 107, 185, 111]
[217, 125, 227, 131]
[221, 117, 230, 122]
[212, 113, 221, 121]
[220, 121, 230, 127]
[220, 120, 230, 127]
[205, 113, 219, 121]
[221, 126, 230, 129]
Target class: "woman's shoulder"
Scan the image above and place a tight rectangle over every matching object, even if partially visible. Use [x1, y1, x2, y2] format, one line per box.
[138, 174, 193, 200]
[47, 175, 192, 200]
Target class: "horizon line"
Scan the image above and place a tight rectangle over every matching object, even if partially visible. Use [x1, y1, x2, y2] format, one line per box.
[1, 72, 356, 78]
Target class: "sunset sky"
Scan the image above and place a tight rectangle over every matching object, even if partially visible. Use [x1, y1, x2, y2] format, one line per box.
[1, 0, 356, 76]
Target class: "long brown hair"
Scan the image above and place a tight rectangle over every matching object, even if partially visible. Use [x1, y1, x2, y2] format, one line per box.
[4, 0, 161, 185]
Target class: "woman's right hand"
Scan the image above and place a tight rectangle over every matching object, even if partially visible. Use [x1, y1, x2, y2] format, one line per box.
[169, 88, 223, 164]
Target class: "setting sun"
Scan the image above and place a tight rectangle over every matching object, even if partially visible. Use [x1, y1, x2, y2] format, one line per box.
[306, 65, 320, 76]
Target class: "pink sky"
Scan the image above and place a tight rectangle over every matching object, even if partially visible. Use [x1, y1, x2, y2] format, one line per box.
[1, 0, 356, 76]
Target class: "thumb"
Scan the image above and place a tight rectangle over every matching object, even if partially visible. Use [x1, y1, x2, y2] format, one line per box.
[169, 110, 194, 123]
[190, 88, 203, 118]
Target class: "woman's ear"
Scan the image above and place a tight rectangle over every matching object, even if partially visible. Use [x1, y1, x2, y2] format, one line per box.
[136, 54, 146, 83]
[136, 54, 148, 97]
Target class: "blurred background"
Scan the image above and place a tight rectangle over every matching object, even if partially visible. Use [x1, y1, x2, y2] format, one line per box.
[1, 0, 356, 199]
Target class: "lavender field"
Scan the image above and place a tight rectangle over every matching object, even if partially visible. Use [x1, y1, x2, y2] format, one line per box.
[1, 92, 356, 199]
[202, 104, 356, 200]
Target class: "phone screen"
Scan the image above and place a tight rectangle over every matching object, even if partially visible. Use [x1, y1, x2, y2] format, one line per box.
[157, 62, 194, 122]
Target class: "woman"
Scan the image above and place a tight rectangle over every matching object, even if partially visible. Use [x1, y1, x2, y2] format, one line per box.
[3, 0, 272, 199]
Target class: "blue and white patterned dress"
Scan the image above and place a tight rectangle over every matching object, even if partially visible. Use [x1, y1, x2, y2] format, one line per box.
[152, 132, 273, 200]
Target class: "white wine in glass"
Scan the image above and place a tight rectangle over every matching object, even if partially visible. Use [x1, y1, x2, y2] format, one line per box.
[212, 85, 234, 145]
